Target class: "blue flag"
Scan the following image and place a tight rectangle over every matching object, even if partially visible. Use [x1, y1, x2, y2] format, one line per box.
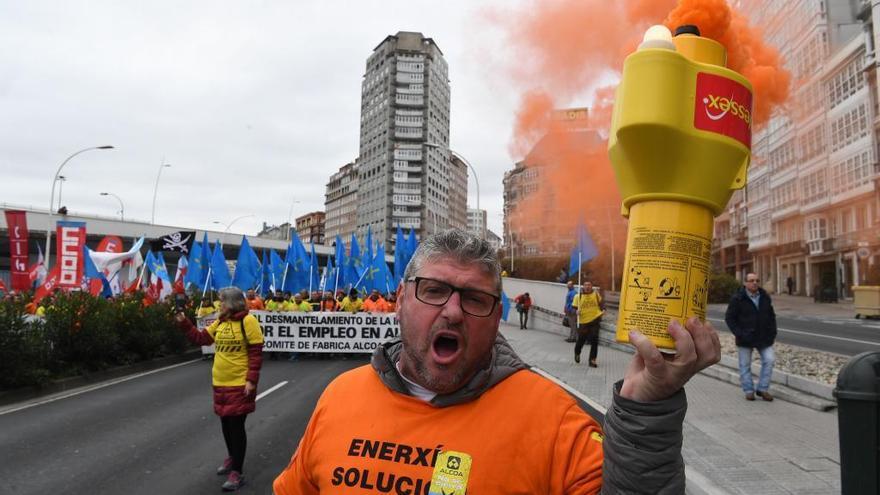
[270, 250, 285, 292]
[394, 226, 407, 287]
[145, 251, 172, 283]
[322, 256, 335, 293]
[347, 232, 363, 289]
[569, 222, 599, 277]
[333, 235, 347, 291]
[199, 232, 211, 287]
[501, 291, 511, 322]
[309, 243, 320, 293]
[232, 236, 261, 291]
[210, 243, 231, 289]
[184, 241, 203, 288]
[372, 243, 393, 294]
[406, 228, 418, 260]
[260, 250, 271, 296]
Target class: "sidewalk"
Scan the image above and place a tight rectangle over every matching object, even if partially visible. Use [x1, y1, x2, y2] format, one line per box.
[710, 293, 855, 319]
[500, 321, 840, 495]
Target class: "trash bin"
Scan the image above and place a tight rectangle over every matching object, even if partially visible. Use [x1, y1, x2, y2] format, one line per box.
[852, 286, 880, 319]
[833, 351, 880, 494]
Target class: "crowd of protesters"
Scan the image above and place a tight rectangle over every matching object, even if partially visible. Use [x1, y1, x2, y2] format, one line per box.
[196, 287, 398, 316]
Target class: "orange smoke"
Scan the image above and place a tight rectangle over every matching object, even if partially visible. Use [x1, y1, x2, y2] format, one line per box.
[665, 0, 791, 124]
[492, 0, 790, 283]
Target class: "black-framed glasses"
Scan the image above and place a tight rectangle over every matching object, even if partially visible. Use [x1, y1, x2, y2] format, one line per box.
[406, 276, 500, 317]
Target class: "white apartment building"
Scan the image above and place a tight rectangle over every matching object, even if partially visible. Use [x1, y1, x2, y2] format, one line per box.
[356, 31, 462, 247]
[729, 0, 876, 299]
[466, 208, 487, 239]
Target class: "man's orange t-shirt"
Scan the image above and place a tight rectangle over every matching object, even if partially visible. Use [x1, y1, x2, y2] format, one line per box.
[273, 366, 603, 494]
[361, 297, 390, 313]
[246, 297, 265, 311]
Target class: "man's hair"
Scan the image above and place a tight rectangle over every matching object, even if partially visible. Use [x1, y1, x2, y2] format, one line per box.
[404, 229, 502, 293]
[218, 287, 247, 313]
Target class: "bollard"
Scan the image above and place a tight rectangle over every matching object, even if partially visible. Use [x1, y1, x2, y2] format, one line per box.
[834, 351, 880, 494]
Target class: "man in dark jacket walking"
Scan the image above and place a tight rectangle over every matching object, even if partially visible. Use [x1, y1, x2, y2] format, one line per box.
[725, 273, 777, 401]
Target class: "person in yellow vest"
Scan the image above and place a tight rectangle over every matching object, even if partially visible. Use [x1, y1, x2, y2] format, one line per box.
[572, 280, 604, 367]
[339, 288, 363, 313]
[197, 299, 217, 318]
[291, 293, 312, 312]
[175, 287, 264, 491]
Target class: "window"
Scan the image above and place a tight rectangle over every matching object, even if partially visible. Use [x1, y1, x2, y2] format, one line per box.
[831, 150, 875, 196]
[830, 104, 869, 152]
[800, 169, 828, 205]
[798, 124, 825, 162]
[827, 56, 865, 109]
[805, 217, 827, 241]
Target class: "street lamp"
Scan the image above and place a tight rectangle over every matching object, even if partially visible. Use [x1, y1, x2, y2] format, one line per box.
[100, 192, 125, 221]
[151, 161, 171, 224]
[56, 175, 67, 211]
[45, 145, 114, 267]
[213, 214, 256, 245]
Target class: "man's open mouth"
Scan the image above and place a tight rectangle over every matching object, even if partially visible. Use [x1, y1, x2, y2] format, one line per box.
[431, 332, 462, 363]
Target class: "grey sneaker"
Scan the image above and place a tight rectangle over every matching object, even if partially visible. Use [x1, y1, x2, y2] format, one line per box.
[222, 471, 245, 491]
[745, 392, 755, 401]
[216, 457, 233, 475]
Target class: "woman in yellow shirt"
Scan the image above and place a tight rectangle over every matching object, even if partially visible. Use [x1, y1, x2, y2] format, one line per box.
[176, 287, 264, 491]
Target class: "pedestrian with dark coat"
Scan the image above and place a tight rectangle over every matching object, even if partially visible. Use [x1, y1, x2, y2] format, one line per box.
[176, 287, 264, 491]
[724, 273, 777, 402]
[564, 281, 578, 342]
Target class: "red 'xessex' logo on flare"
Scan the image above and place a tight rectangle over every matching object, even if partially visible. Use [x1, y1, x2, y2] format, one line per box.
[693, 72, 753, 149]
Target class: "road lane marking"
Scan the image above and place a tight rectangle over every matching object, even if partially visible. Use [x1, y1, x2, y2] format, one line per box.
[0, 360, 199, 416]
[256, 381, 288, 401]
[707, 317, 880, 347]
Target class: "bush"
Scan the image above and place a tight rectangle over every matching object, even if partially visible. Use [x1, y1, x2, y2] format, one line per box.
[709, 271, 741, 304]
[0, 290, 191, 390]
[0, 299, 51, 388]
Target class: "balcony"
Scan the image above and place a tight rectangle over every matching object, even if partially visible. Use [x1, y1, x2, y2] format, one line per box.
[396, 62, 423, 73]
[393, 195, 422, 206]
[393, 209, 421, 218]
[393, 150, 423, 161]
[395, 218, 421, 228]
[807, 238, 834, 255]
[395, 94, 425, 107]
[393, 174, 421, 184]
[396, 86, 424, 95]
[394, 162, 422, 173]
[394, 128, 423, 140]
[776, 240, 806, 256]
[396, 73, 424, 84]
[395, 118, 423, 127]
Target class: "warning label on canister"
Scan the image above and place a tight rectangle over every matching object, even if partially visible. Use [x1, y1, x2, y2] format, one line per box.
[618, 225, 711, 349]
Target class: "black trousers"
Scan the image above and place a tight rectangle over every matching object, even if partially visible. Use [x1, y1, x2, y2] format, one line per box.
[519, 309, 529, 329]
[574, 319, 600, 362]
[220, 415, 248, 473]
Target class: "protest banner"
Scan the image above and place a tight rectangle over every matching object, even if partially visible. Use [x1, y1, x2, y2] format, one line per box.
[4, 210, 30, 291]
[197, 311, 400, 353]
[55, 221, 87, 289]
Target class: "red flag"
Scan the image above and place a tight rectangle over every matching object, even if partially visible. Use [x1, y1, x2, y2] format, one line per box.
[55, 221, 87, 290]
[173, 256, 188, 294]
[4, 210, 31, 291]
[97, 235, 124, 253]
[33, 266, 61, 304]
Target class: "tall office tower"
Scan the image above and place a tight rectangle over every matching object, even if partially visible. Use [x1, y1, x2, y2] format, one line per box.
[324, 159, 360, 245]
[467, 208, 487, 239]
[357, 31, 453, 248]
[728, 0, 877, 299]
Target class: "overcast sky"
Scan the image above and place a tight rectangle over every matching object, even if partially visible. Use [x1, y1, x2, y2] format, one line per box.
[0, 0, 597, 239]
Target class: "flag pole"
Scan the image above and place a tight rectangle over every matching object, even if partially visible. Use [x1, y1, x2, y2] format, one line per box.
[201, 266, 213, 301]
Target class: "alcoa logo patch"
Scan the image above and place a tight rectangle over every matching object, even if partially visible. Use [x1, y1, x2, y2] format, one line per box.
[693, 72, 753, 148]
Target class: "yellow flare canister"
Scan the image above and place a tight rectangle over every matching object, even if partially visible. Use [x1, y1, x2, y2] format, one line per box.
[609, 25, 753, 351]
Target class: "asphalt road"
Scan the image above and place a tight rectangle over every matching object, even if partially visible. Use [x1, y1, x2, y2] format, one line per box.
[0, 355, 369, 495]
[704, 306, 880, 356]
